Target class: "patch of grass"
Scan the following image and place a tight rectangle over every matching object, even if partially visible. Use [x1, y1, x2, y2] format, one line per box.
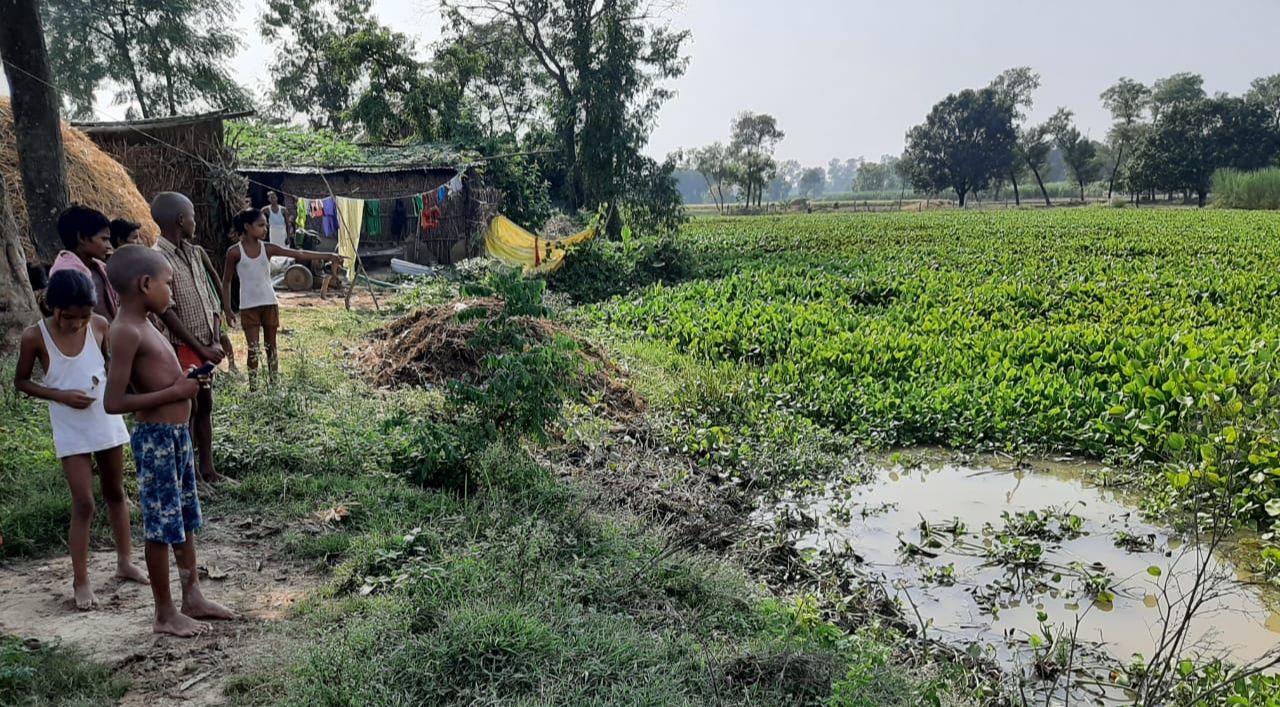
[244, 496, 871, 707]
[0, 635, 128, 706]
[210, 300, 968, 707]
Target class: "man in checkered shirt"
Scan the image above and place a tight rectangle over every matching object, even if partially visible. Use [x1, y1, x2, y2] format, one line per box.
[151, 192, 228, 487]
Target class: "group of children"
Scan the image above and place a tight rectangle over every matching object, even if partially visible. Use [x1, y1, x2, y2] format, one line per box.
[14, 192, 340, 637]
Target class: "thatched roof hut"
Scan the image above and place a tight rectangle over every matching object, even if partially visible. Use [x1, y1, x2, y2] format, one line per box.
[0, 97, 158, 260]
[239, 144, 501, 266]
[74, 110, 251, 254]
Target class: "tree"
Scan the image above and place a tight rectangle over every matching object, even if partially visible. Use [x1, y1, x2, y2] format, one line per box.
[853, 160, 890, 192]
[1246, 74, 1280, 128]
[892, 152, 912, 204]
[826, 158, 859, 193]
[1130, 97, 1280, 207]
[988, 67, 1041, 206]
[686, 142, 733, 214]
[798, 167, 826, 199]
[42, 0, 248, 119]
[777, 160, 801, 188]
[444, 0, 690, 227]
[1151, 72, 1205, 121]
[1048, 109, 1099, 202]
[429, 20, 541, 142]
[766, 173, 792, 202]
[729, 112, 784, 208]
[1100, 77, 1152, 199]
[904, 88, 1016, 207]
[263, 0, 426, 140]
[1, 0, 71, 264]
[0, 175, 41, 343]
[1015, 124, 1054, 206]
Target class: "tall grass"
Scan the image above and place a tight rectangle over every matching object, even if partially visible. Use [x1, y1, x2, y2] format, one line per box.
[1211, 168, 1280, 210]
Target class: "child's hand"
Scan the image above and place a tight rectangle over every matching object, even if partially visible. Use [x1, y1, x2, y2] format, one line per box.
[58, 390, 96, 409]
[171, 376, 203, 401]
[327, 254, 346, 265]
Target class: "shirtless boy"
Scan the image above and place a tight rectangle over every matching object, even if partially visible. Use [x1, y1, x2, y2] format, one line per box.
[104, 245, 237, 637]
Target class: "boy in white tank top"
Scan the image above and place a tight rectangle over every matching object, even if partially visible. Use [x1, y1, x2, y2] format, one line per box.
[14, 270, 149, 609]
[220, 208, 343, 388]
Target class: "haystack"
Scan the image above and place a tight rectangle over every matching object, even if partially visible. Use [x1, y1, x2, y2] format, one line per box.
[360, 299, 642, 414]
[0, 97, 158, 259]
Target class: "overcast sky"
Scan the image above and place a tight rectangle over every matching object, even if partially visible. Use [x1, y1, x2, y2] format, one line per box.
[6, 0, 1280, 168]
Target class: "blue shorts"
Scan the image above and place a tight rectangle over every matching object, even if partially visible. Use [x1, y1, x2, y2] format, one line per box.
[132, 422, 203, 545]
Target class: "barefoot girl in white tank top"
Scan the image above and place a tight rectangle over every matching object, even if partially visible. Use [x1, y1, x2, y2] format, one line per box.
[14, 269, 148, 609]
[220, 208, 344, 387]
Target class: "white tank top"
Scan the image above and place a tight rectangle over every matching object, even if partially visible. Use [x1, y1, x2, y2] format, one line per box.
[39, 319, 131, 459]
[237, 240, 278, 309]
[267, 206, 288, 246]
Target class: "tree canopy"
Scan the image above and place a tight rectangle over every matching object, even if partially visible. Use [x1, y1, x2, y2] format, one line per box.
[442, 0, 689, 227]
[42, 0, 249, 119]
[904, 88, 1016, 206]
[729, 112, 784, 208]
[1125, 96, 1280, 206]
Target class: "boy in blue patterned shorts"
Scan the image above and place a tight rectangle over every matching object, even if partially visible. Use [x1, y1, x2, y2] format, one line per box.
[104, 245, 237, 637]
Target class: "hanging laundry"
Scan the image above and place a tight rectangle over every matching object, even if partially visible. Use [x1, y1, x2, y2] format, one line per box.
[447, 174, 463, 195]
[296, 198, 309, 229]
[412, 194, 424, 217]
[311, 199, 326, 218]
[420, 205, 441, 231]
[336, 197, 364, 278]
[322, 197, 338, 237]
[436, 186, 447, 203]
[391, 199, 408, 239]
[364, 200, 382, 236]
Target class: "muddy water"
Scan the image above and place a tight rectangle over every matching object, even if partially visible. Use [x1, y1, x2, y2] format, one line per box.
[772, 450, 1280, 674]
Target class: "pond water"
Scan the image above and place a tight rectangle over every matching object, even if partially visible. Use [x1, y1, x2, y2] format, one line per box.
[769, 449, 1280, 686]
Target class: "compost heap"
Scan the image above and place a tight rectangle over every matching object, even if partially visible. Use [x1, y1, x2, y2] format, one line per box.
[0, 97, 159, 258]
[361, 299, 642, 414]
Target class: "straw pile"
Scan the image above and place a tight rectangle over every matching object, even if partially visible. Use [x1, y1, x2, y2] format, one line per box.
[360, 299, 642, 414]
[0, 97, 159, 258]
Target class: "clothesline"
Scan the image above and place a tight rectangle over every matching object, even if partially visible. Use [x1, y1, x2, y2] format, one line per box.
[293, 171, 466, 240]
[269, 170, 466, 208]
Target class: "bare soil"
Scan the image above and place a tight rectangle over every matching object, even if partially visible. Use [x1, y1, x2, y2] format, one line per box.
[0, 518, 322, 706]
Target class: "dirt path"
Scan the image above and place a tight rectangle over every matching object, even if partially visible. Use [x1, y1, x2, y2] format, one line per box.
[0, 520, 323, 706]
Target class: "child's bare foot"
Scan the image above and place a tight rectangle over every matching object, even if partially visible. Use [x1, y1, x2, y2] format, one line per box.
[154, 612, 210, 638]
[115, 562, 149, 584]
[73, 583, 98, 610]
[182, 596, 239, 621]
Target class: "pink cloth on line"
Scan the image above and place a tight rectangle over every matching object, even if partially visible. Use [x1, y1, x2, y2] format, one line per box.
[49, 251, 119, 317]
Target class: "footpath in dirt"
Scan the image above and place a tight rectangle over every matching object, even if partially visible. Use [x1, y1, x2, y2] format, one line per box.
[0, 518, 322, 706]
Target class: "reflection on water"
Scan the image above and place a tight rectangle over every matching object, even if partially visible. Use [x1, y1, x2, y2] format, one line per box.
[771, 450, 1280, 676]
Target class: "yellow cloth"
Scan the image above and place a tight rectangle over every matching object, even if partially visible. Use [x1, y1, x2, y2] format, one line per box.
[484, 215, 596, 275]
[336, 197, 364, 278]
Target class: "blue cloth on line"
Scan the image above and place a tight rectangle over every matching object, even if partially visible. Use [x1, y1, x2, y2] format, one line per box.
[322, 197, 338, 236]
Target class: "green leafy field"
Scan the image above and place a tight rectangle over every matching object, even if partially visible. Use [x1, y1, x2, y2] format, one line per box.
[590, 209, 1280, 525]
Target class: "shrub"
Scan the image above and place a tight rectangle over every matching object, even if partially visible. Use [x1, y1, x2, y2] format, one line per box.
[544, 233, 690, 304]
